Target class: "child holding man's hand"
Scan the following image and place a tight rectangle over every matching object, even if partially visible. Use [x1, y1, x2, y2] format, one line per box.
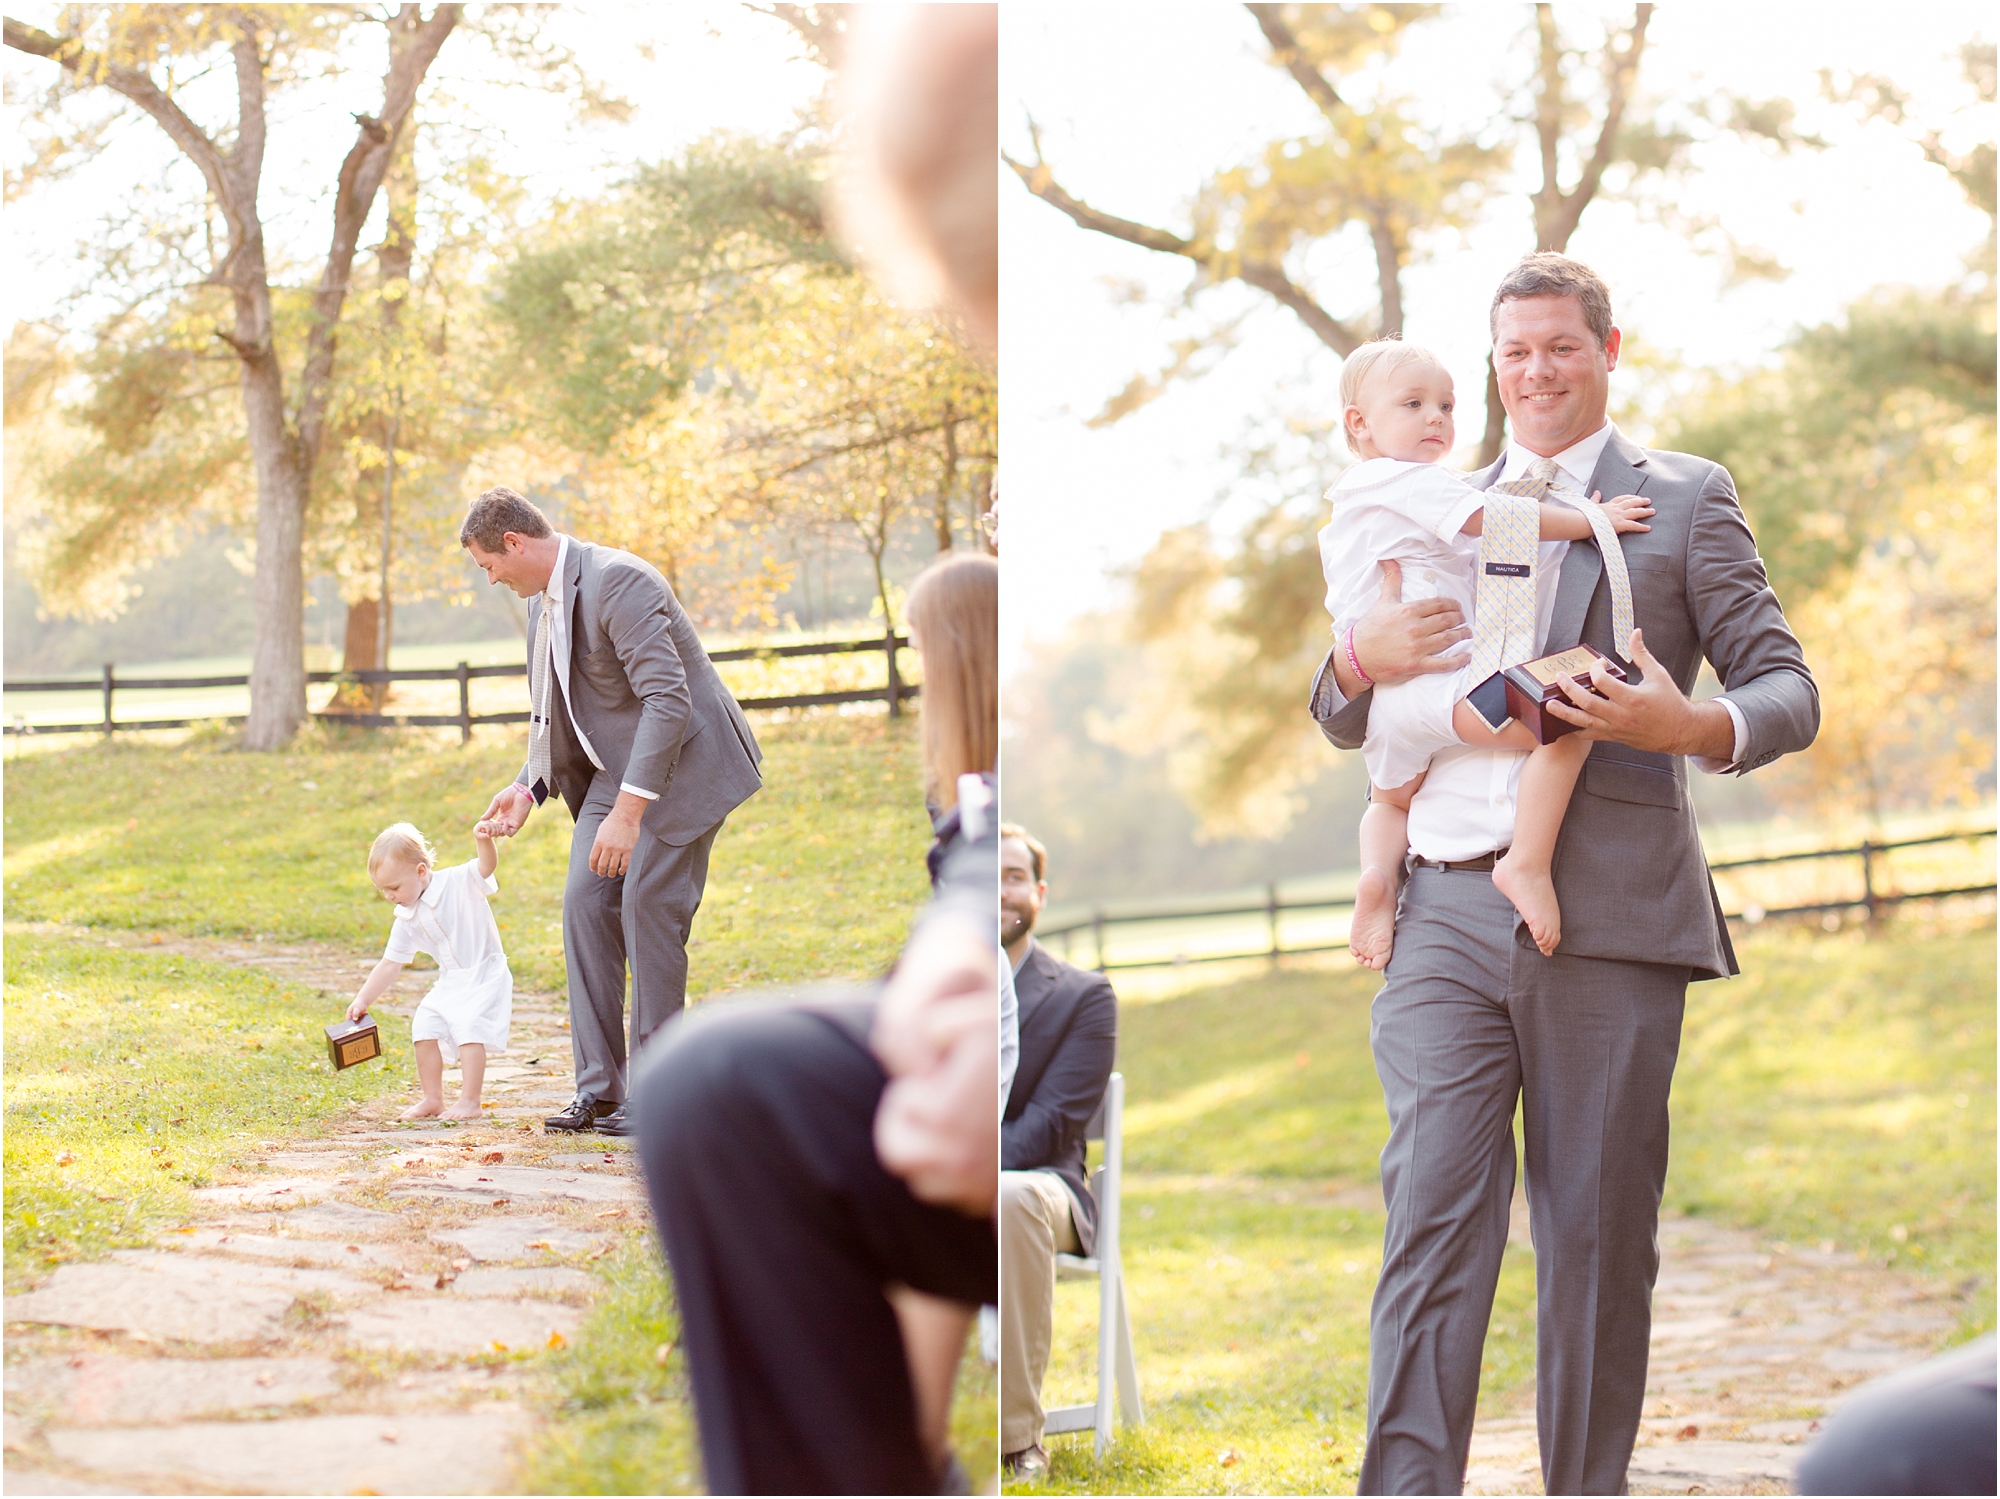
[351, 821, 512, 1122]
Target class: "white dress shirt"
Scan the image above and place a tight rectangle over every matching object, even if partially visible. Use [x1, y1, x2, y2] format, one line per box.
[1323, 423, 1748, 861]
[542, 534, 660, 803]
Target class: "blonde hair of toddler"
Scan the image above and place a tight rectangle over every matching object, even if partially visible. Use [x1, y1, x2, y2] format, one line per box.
[369, 822, 438, 876]
[1339, 338, 1451, 456]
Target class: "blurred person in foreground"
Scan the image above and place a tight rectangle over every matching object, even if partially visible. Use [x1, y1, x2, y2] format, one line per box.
[632, 550, 997, 1494]
[1794, 1334, 1995, 1495]
[996, 822, 1117, 1479]
[632, 9, 1000, 1490]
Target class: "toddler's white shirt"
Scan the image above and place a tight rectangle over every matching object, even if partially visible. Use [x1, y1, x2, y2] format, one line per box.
[382, 859, 505, 971]
[1318, 459, 1490, 632]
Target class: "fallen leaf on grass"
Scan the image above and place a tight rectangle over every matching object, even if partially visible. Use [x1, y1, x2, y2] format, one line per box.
[526, 1240, 552, 1251]
[546, 1329, 566, 1350]
[488, 1198, 510, 1208]
[55, 1151, 78, 1167]
[1219, 1449, 1243, 1468]
[480, 1152, 504, 1165]
[1675, 1424, 1700, 1441]
[595, 1209, 627, 1219]
[345, 1245, 360, 1253]
[490, 1341, 510, 1354]
[387, 1281, 413, 1291]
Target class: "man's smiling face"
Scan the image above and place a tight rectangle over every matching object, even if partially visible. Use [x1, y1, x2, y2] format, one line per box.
[465, 534, 552, 597]
[1493, 294, 1622, 458]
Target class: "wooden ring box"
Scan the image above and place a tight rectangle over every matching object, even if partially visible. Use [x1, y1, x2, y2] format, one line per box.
[1502, 642, 1628, 744]
[325, 1017, 383, 1070]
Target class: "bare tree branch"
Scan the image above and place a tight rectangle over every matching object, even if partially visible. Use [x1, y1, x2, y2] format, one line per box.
[1532, 3, 1654, 251]
[295, 3, 459, 465]
[6, 16, 234, 223]
[1002, 148, 1194, 257]
[1243, 3, 1346, 121]
[1005, 136, 1366, 356]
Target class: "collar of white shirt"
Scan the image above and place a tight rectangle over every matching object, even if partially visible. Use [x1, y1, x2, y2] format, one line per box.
[1498, 421, 1616, 495]
[546, 533, 571, 607]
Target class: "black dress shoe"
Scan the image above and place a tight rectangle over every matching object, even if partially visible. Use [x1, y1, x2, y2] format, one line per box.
[544, 1094, 614, 1132]
[593, 1105, 634, 1138]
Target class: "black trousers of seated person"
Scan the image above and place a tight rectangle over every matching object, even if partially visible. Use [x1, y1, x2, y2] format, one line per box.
[632, 995, 996, 1496]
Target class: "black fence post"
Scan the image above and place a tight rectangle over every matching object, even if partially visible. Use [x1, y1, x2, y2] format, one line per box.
[101, 662, 115, 739]
[1860, 840, 1878, 924]
[457, 662, 472, 745]
[1267, 882, 1281, 966]
[885, 629, 902, 718]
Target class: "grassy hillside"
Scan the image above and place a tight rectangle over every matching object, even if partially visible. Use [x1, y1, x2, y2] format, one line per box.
[1014, 922, 1995, 1494]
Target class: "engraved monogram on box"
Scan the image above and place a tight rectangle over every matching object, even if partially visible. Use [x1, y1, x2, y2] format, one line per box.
[325, 1017, 383, 1070]
[1501, 642, 1628, 744]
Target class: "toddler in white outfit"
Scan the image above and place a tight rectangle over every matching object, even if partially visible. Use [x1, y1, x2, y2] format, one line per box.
[349, 821, 513, 1121]
[1319, 339, 1654, 966]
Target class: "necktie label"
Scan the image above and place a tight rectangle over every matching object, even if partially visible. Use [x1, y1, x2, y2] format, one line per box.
[1484, 562, 1531, 577]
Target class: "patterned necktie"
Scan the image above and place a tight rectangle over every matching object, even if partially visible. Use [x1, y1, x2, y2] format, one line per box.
[1464, 455, 1638, 732]
[1463, 459, 1552, 729]
[524, 596, 554, 804]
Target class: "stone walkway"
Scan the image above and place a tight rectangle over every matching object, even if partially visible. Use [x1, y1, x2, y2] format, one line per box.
[4, 928, 648, 1497]
[1465, 1192, 1975, 1496]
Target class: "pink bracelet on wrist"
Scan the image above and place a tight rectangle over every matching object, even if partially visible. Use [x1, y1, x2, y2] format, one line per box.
[1343, 623, 1375, 688]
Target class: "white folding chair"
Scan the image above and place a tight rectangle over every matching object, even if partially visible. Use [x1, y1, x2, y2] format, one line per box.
[1042, 1071, 1144, 1455]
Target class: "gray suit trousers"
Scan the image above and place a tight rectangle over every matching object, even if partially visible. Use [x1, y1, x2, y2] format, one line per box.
[1361, 867, 1689, 1496]
[565, 771, 719, 1105]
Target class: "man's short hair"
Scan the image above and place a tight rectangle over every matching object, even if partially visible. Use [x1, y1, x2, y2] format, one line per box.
[460, 487, 552, 553]
[1490, 253, 1615, 347]
[999, 822, 1046, 884]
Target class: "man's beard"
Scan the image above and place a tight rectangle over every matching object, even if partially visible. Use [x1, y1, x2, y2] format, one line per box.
[1001, 900, 1036, 947]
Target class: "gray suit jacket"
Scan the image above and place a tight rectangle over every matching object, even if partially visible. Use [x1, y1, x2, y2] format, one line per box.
[522, 536, 762, 846]
[1311, 430, 1819, 979]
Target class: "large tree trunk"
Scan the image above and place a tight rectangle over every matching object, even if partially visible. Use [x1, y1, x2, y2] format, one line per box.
[243, 4, 456, 748]
[241, 410, 311, 747]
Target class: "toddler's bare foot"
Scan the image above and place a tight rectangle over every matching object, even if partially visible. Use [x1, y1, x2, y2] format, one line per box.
[440, 1100, 483, 1121]
[1492, 854, 1562, 956]
[1350, 867, 1397, 971]
[400, 1098, 444, 1120]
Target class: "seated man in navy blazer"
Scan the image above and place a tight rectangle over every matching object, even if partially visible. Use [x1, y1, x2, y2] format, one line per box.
[999, 823, 1118, 1478]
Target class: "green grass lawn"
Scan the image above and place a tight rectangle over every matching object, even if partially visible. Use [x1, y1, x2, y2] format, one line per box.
[3, 713, 932, 997]
[1014, 921, 1995, 1496]
[2, 933, 410, 1286]
[4, 713, 996, 1489]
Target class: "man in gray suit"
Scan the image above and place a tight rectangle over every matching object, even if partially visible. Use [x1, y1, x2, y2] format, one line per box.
[464, 488, 762, 1137]
[1311, 254, 1818, 1495]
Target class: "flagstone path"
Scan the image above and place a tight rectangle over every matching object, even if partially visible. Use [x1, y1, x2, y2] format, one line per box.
[4, 927, 649, 1497]
[1464, 1191, 1980, 1496]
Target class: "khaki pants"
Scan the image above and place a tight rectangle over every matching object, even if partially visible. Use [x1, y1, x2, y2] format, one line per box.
[1000, 1168, 1082, 1453]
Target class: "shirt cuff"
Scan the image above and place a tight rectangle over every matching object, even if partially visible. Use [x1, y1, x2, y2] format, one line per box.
[619, 781, 660, 801]
[1315, 628, 1355, 716]
[1691, 696, 1750, 774]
